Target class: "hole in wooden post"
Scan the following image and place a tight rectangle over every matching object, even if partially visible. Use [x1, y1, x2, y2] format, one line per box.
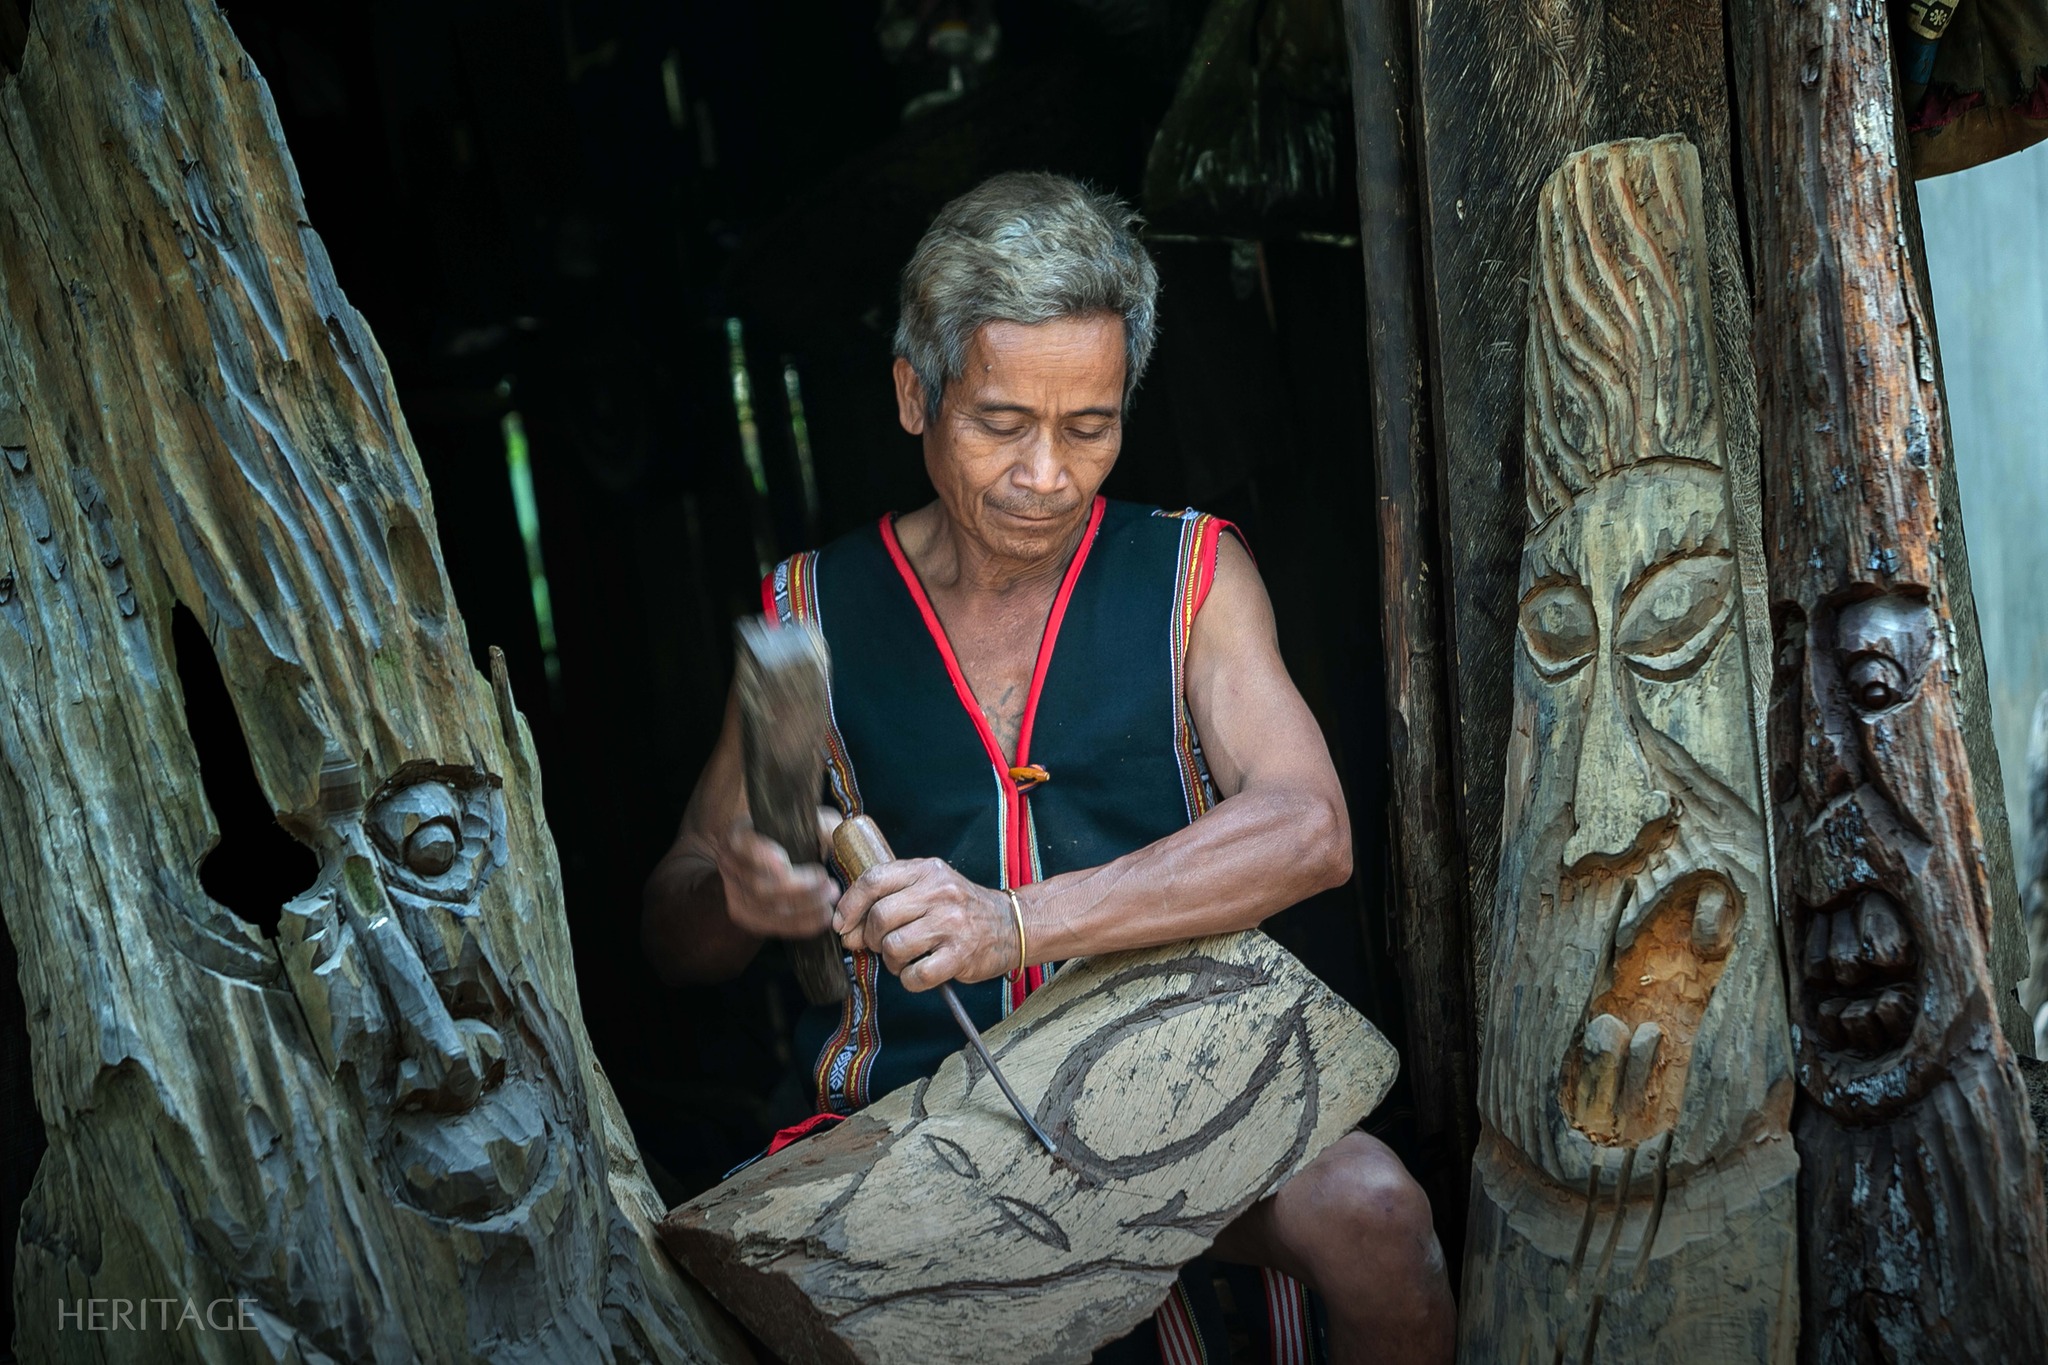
[0, 1, 31, 77]
[170, 602, 316, 936]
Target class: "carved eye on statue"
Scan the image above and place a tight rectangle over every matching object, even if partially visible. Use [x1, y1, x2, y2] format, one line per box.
[1519, 580, 1597, 679]
[1834, 593, 1935, 717]
[1844, 655, 1909, 711]
[1615, 552, 1735, 680]
[403, 818, 461, 876]
[367, 766, 506, 906]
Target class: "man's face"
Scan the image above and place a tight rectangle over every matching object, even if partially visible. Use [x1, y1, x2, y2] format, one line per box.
[895, 312, 1125, 562]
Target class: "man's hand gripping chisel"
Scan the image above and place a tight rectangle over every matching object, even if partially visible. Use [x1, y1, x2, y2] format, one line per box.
[832, 814, 1058, 1155]
[733, 614, 1055, 1154]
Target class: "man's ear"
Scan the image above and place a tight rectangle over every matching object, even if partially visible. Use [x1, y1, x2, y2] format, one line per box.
[892, 357, 929, 436]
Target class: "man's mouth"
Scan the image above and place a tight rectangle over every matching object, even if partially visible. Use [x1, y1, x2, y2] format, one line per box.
[988, 501, 1077, 525]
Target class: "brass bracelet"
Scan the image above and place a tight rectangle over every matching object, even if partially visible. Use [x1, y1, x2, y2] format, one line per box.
[1004, 888, 1028, 979]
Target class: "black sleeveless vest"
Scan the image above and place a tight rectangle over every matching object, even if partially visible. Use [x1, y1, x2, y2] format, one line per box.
[765, 497, 1235, 1112]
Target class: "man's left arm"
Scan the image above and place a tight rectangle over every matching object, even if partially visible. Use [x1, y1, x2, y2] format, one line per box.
[834, 536, 1353, 990]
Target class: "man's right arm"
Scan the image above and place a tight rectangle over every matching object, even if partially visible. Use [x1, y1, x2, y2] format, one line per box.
[640, 684, 838, 986]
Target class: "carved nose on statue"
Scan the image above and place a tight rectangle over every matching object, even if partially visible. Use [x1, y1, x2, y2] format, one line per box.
[1563, 679, 1672, 869]
[355, 895, 499, 1113]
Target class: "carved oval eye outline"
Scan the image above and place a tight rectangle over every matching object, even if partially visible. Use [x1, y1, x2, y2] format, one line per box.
[1615, 551, 1735, 681]
[367, 770, 502, 906]
[1834, 593, 1935, 718]
[1520, 580, 1597, 680]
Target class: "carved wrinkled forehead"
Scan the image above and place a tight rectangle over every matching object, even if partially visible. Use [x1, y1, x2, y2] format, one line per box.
[1523, 137, 1722, 524]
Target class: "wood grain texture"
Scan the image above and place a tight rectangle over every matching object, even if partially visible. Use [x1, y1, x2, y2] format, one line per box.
[0, 3, 748, 1360]
[1338, 0, 1479, 1237]
[1892, 161, 2034, 1051]
[1731, 0, 2048, 1357]
[660, 931, 1398, 1365]
[2025, 691, 2048, 1035]
[1411, 0, 1772, 1026]
[1457, 138, 1796, 1365]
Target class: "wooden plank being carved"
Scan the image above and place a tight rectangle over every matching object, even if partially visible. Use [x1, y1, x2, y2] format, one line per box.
[1732, 0, 2048, 1356]
[660, 932, 1398, 1365]
[1457, 137, 1797, 1365]
[0, 3, 748, 1360]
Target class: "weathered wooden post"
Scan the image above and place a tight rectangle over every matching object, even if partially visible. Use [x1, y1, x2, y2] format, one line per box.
[0, 2, 745, 1359]
[1457, 136, 1797, 1364]
[1734, 0, 2048, 1356]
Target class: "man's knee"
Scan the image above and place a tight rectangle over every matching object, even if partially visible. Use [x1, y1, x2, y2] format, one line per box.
[1292, 1134, 1439, 1271]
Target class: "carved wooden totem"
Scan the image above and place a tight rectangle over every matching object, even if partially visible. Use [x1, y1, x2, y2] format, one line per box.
[0, 3, 747, 1361]
[663, 932, 1398, 1365]
[1737, 0, 2048, 1358]
[1458, 138, 1797, 1364]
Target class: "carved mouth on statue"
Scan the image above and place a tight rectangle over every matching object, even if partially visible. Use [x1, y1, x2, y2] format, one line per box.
[1564, 869, 1740, 1146]
[1797, 888, 1920, 1058]
[385, 1074, 554, 1222]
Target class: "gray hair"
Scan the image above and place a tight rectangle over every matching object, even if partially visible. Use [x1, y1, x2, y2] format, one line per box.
[894, 172, 1160, 421]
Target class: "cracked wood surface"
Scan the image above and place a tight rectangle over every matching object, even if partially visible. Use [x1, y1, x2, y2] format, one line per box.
[0, 2, 747, 1360]
[1731, 0, 2048, 1357]
[660, 931, 1398, 1365]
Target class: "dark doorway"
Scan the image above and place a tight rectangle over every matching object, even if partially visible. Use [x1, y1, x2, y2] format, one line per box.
[202, 0, 1410, 1204]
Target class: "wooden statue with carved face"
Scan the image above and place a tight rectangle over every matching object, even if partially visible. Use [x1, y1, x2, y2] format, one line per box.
[0, 4, 747, 1361]
[1458, 137, 1798, 1365]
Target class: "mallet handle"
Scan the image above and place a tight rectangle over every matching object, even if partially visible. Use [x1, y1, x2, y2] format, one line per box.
[830, 815, 1057, 1154]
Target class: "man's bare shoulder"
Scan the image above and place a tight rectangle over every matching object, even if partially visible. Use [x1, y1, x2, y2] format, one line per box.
[1190, 530, 1279, 657]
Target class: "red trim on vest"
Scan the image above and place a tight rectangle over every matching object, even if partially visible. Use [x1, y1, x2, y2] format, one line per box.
[1191, 517, 1247, 617]
[876, 498, 1106, 1011]
[759, 571, 778, 618]
[1013, 499, 1104, 771]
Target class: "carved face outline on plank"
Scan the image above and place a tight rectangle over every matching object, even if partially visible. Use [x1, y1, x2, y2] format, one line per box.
[1481, 138, 1789, 1191]
[276, 754, 571, 1226]
[1773, 590, 1968, 1120]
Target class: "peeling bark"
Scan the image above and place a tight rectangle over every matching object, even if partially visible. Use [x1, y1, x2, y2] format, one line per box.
[1732, 0, 2048, 1357]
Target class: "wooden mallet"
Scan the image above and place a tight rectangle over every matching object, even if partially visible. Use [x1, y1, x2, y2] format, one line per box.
[734, 615, 848, 1006]
[734, 613, 1055, 1152]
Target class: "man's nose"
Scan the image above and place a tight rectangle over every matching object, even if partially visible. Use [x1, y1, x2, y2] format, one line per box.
[1011, 429, 1068, 493]
[1562, 652, 1671, 869]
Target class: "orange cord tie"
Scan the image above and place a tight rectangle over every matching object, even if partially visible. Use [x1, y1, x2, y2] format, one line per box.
[1008, 764, 1050, 790]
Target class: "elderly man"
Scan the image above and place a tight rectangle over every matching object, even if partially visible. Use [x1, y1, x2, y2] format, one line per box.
[643, 172, 1454, 1364]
